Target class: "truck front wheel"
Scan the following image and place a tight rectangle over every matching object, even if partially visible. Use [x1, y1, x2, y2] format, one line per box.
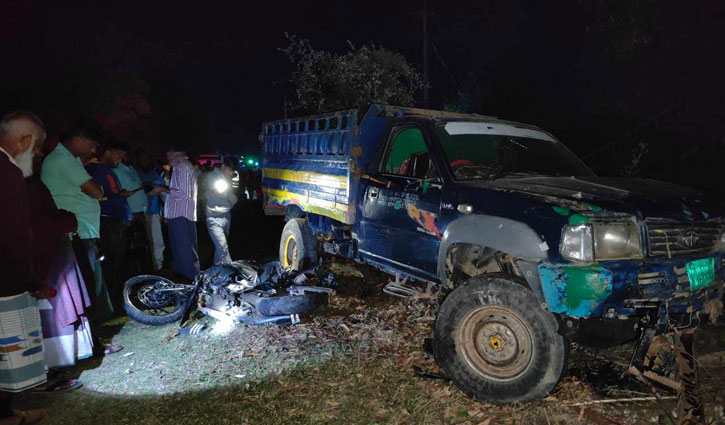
[279, 218, 318, 271]
[433, 274, 567, 404]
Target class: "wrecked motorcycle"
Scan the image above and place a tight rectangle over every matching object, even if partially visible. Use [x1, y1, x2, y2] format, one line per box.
[123, 261, 335, 327]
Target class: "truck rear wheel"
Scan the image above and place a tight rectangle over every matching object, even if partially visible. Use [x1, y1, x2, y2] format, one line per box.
[279, 218, 318, 271]
[433, 274, 567, 404]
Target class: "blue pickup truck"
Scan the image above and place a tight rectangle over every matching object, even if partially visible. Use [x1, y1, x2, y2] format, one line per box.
[261, 104, 724, 403]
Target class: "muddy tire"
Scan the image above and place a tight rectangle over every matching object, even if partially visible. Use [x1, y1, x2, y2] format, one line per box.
[279, 218, 318, 271]
[433, 274, 567, 404]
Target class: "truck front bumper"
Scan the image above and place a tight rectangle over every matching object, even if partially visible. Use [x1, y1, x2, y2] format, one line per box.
[538, 253, 725, 320]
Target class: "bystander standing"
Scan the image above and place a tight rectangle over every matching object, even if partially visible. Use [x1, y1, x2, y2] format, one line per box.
[165, 147, 200, 280]
[134, 149, 169, 272]
[114, 144, 152, 274]
[41, 129, 113, 321]
[0, 111, 53, 424]
[85, 140, 133, 310]
[204, 158, 238, 263]
[27, 141, 88, 392]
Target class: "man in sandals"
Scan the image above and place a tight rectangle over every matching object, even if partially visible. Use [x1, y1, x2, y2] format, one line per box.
[0, 111, 53, 424]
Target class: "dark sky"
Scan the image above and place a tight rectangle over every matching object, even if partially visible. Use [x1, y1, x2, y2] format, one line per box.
[1, 0, 425, 150]
[2, 0, 725, 191]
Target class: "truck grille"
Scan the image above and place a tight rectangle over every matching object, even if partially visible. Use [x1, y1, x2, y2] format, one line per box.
[646, 220, 722, 257]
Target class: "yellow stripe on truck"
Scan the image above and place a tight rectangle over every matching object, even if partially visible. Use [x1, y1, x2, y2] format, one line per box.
[263, 168, 348, 190]
[263, 187, 349, 223]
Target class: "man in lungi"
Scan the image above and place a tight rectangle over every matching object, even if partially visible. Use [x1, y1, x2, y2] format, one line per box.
[0, 111, 53, 424]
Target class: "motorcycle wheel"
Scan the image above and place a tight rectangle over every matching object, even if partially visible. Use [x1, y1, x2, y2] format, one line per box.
[123, 275, 187, 326]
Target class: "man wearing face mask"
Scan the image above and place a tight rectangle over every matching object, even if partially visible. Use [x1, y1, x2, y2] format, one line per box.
[0, 111, 53, 425]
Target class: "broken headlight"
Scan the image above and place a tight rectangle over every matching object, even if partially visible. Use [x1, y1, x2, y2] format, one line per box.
[560, 224, 594, 262]
[560, 220, 643, 262]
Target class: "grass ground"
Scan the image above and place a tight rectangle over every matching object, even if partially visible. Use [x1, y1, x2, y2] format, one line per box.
[14, 259, 725, 425]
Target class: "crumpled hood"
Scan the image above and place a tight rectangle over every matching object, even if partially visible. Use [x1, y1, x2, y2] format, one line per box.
[463, 176, 725, 221]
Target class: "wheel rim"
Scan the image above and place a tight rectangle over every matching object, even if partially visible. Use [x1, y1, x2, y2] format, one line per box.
[456, 305, 534, 381]
[282, 234, 297, 268]
[124, 278, 182, 318]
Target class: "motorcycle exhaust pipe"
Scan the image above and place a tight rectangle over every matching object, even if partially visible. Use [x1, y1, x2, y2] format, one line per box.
[200, 307, 299, 326]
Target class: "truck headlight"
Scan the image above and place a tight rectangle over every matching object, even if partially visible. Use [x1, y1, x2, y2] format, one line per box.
[560, 221, 643, 262]
[560, 224, 594, 262]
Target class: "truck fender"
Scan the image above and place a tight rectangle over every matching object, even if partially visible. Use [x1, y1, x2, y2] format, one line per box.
[437, 215, 549, 299]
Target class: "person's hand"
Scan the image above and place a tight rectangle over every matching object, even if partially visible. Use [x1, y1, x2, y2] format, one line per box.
[31, 287, 57, 299]
[149, 185, 169, 195]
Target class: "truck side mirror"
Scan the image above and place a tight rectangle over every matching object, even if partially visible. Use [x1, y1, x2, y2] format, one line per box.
[410, 152, 431, 179]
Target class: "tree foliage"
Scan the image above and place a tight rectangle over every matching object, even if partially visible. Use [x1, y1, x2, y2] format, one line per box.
[281, 35, 424, 114]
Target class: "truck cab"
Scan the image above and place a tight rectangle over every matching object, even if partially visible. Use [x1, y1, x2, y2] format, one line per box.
[261, 104, 724, 403]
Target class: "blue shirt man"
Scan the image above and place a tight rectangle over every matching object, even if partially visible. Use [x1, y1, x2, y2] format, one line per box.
[85, 159, 132, 222]
[136, 168, 166, 214]
[114, 162, 147, 214]
[134, 148, 170, 272]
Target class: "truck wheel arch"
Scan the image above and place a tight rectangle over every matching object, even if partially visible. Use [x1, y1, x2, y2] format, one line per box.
[284, 205, 305, 222]
[438, 215, 549, 291]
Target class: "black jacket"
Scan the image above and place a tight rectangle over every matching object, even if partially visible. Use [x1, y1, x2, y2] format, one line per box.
[0, 152, 37, 296]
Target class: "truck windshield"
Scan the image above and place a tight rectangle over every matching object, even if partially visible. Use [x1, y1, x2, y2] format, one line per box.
[436, 121, 595, 181]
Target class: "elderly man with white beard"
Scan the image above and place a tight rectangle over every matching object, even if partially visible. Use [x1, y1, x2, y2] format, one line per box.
[0, 111, 53, 424]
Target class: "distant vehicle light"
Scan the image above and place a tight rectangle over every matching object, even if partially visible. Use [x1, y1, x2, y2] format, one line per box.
[247, 159, 254, 165]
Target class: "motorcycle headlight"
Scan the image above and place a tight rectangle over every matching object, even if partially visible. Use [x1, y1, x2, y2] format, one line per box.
[560, 220, 643, 262]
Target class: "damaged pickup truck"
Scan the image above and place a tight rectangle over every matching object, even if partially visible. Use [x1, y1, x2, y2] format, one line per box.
[260, 104, 724, 404]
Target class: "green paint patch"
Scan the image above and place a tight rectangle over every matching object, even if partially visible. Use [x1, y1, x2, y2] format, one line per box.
[539, 263, 613, 317]
[584, 203, 602, 212]
[562, 265, 611, 312]
[552, 206, 570, 216]
[422, 181, 431, 194]
[568, 214, 589, 225]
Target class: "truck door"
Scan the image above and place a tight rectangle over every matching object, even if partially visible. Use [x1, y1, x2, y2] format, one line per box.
[359, 125, 443, 280]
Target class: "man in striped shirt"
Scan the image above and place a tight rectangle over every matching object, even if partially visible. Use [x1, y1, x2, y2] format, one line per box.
[164, 149, 200, 280]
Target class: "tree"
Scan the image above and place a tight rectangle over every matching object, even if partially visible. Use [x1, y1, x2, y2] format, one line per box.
[281, 35, 425, 114]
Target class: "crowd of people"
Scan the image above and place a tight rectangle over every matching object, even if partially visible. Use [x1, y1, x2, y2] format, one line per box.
[0, 110, 257, 425]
